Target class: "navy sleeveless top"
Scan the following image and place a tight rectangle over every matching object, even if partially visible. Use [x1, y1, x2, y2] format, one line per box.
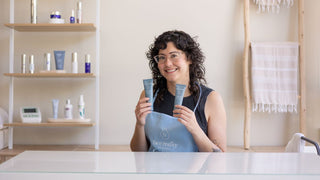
[153, 85, 213, 135]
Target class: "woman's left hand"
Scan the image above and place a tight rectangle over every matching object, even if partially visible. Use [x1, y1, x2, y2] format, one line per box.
[173, 105, 201, 134]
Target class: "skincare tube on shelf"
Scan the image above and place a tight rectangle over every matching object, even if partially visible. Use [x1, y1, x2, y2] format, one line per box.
[64, 99, 73, 119]
[72, 52, 78, 73]
[21, 54, 26, 73]
[174, 84, 186, 110]
[54, 51, 65, 70]
[52, 99, 59, 119]
[143, 79, 153, 110]
[76, 1, 82, 23]
[31, 0, 37, 24]
[78, 95, 85, 119]
[85, 54, 91, 73]
[29, 55, 35, 74]
[45, 53, 51, 71]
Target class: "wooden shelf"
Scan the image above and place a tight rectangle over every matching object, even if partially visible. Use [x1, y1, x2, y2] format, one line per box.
[4, 122, 95, 127]
[4, 23, 96, 32]
[4, 73, 95, 78]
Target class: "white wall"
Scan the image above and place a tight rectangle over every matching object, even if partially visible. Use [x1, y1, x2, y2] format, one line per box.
[0, 0, 319, 147]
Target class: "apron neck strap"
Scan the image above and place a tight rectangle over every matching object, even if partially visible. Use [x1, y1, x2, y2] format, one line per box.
[153, 82, 202, 112]
[193, 82, 202, 111]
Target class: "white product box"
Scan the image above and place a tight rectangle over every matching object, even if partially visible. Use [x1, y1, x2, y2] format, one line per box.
[0, 127, 8, 150]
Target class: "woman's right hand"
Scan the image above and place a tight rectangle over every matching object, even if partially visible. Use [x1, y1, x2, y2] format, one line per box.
[135, 97, 152, 126]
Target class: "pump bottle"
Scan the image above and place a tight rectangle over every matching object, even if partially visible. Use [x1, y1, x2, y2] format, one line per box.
[78, 95, 85, 119]
[64, 99, 73, 119]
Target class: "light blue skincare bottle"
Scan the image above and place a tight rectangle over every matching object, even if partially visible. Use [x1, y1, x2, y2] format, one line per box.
[54, 51, 65, 70]
[143, 79, 153, 111]
[52, 99, 59, 119]
[174, 84, 186, 110]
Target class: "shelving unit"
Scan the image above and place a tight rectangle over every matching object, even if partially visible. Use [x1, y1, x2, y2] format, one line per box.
[4, 23, 96, 32]
[4, 73, 95, 78]
[4, 0, 101, 150]
[4, 122, 95, 127]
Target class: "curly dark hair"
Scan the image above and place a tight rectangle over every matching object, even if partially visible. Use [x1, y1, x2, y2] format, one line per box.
[146, 30, 206, 104]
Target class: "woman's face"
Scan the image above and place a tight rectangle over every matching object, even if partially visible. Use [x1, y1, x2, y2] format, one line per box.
[157, 42, 192, 84]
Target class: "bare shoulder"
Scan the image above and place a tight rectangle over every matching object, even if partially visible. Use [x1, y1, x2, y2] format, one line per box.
[206, 91, 224, 107]
[204, 91, 226, 121]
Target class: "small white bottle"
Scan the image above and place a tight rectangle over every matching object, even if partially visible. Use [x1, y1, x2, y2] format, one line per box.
[78, 95, 85, 119]
[72, 52, 78, 73]
[45, 53, 51, 71]
[31, 0, 37, 24]
[29, 55, 35, 74]
[21, 54, 26, 73]
[64, 99, 73, 119]
[76, 1, 82, 23]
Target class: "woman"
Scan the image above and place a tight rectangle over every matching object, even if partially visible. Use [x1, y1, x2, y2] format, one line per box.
[130, 30, 226, 152]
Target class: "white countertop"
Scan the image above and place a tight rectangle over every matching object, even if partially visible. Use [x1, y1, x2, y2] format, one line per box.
[0, 151, 320, 179]
[0, 151, 320, 180]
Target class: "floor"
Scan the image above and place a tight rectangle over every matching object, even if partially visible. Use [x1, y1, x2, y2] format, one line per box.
[0, 145, 285, 164]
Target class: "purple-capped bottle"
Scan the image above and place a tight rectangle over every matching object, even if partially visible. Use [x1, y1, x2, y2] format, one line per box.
[85, 54, 91, 73]
[70, 10, 75, 24]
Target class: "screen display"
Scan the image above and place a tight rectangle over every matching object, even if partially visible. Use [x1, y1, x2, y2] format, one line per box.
[24, 108, 37, 113]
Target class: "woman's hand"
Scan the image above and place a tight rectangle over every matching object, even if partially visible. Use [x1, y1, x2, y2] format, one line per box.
[173, 105, 201, 134]
[135, 97, 152, 126]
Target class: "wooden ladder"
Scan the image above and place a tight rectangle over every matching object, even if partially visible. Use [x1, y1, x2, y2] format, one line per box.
[242, 0, 306, 149]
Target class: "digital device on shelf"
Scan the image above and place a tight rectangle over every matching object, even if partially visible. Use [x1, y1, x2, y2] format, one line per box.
[20, 107, 41, 123]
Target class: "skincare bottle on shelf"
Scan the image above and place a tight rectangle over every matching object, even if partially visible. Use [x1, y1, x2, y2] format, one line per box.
[21, 54, 26, 73]
[64, 99, 73, 119]
[72, 52, 78, 73]
[29, 55, 35, 74]
[70, 9, 75, 24]
[31, 0, 37, 24]
[76, 1, 82, 23]
[52, 99, 59, 119]
[45, 53, 51, 71]
[78, 95, 85, 119]
[85, 54, 91, 73]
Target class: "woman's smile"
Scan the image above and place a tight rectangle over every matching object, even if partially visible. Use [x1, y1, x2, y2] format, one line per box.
[165, 68, 178, 73]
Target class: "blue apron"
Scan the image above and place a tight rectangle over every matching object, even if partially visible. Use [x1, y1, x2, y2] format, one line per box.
[145, 84, 202, 152]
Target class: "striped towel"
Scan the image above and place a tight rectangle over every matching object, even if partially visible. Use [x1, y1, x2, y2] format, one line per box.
[251, 42, 299, 113]
[252, 0, 294, 13]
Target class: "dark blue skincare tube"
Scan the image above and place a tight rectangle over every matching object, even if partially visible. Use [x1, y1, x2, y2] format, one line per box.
[143, 79, 153, 110]
[174, 84, 186, 110]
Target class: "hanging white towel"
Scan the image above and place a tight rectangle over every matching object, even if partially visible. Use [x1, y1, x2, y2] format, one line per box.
[252, 0, 294, 13]
[251, 42, 299, 113]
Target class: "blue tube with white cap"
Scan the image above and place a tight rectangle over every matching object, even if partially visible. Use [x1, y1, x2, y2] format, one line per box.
[174, 84, 186, 110]
[143, 79, 153, 111]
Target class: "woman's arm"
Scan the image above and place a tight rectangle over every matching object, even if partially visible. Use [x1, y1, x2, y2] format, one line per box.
[204, 91, 227, 151]
[130, 91, 151, 151]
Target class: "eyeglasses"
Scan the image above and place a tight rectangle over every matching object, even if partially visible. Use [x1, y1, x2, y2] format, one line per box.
[153, 51, 184, 64]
